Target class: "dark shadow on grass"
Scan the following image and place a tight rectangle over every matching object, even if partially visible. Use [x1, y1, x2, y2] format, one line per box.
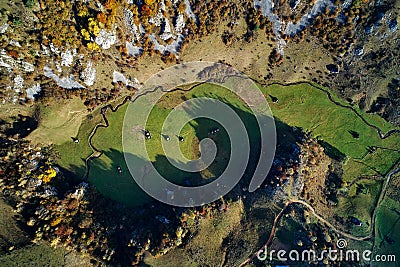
[75, 87, 355, 266]
[317, 140, 346, 161]
[88, 148, 152, 207]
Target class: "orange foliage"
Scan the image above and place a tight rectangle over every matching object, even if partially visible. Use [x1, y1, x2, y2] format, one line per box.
[6, 50, 19, 58]
[97, 12, 107, 24]
[54, 224, 73, 237]
[105, 0, 119, 10]
[141, 5, 151, 16]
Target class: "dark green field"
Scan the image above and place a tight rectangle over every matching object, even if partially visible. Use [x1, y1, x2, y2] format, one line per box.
[55, 82, 400, 219]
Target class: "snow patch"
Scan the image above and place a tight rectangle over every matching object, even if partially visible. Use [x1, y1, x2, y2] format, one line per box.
[126, 41, 143, 57]
[0, 23, 8, 34]
[255, 0, 336, 53]
[149, 10, 165, 27]
[26, 84, 41, 100]
[49, 43, 60, 54]
[175, 14, 185, 34]
[113, 70, 139, 88]
[342, 0, 352, 9]
[95, 29, 117, 49]
[284, 0, 335, 37]
[9, 40, 21, 47]
[44, 66, 85, 89]
[61, 49, 76, 67]
[0, 49, 34, 72]
[160, 17, 174, 41]
[124, 10, 142, 42]
[41, 45, 50, 56]
[185, 0, 198, 22]
[13, 75, 24, 93]
[150, 34, 184, 55]
[254, 0, 283, 36]
[80, 61, 96, 86]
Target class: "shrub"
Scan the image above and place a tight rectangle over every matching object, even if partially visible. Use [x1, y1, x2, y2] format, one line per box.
[87, 42, 101, 51]
[97, 12, 107, 24]
[81, 29, 91, 41]
[88, 18, 100, 36]
[24, 0, 35, 9]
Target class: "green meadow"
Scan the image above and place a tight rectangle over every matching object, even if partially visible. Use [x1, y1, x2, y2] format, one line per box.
[55, 82, 400, 219]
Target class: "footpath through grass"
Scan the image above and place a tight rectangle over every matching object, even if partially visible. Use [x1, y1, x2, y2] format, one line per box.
[88, 83, 258, 207]
[55, 82, 400, 213]
[263, 83, 399, 181]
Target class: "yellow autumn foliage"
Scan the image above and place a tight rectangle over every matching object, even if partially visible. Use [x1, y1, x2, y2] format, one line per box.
[38, 167, 57, 183]
[77, 6, 89, 17]
[50, 217, 62, 227]
[88, 18, 100, 36]
[145, 0, 157, 5]
[105, 0, 119, 10]
[87, 42, 101, 51]
[81, 29, 91, 41]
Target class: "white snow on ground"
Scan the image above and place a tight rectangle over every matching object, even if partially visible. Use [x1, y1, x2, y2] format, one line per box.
[9, 40, 21, 47]
[149, 10, 165, 27]
[0, 23, 8, 33]
[284, 0, 335, 36]
[26, 84, 41, 100]
[80, 61, 96, 86]
[175, 14, 185, 33]
[61, 49, 76, 67]
[160, 17, 174, 41]
[123, 1, 193, 58]
[276, 38, 287, 54]
[95, 29, 117, 49]
[55, 62, 62, 73]
[49, 43, 60, 54]
[41, 44, 50, 56]
[291, 0, 301, 11]
[44, 66, 85, 89]
[254, 0, 283, 36]
[22, 62, 34, 72]
[185, 0, 198, 22]
[13, 75, 24, 93]
[0, 49, 34, 72]
[159, 0, 166, 11]
[113, 70, 139, 88]
[126, 41, 143, 57]
[254, 0, 337, 52]
[150, 34, 184, 55]
[124, 10, 142, 42]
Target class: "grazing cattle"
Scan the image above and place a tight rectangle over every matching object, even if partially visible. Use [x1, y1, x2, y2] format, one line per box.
[209, 128, 220, 135]
[144, 130, 152, 140]
[117, 166, 123, 173]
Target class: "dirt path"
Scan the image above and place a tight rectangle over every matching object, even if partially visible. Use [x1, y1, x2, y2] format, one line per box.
[255, 79, 400, 139]
[83, 77, 399, 180]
